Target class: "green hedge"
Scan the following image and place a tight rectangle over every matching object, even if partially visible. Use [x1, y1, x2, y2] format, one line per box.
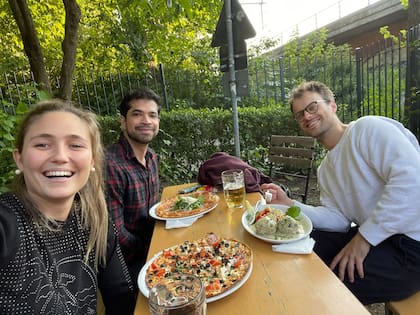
[100, 104, 301, 185]
[0, 104, 302, 192]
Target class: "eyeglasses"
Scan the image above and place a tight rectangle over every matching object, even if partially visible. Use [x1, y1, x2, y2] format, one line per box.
[293, 100, 325, 121]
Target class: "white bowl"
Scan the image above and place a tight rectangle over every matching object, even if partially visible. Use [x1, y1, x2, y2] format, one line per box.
[241, 204, 313, 244]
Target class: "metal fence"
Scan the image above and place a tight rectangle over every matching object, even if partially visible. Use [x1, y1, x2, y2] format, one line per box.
[0, 65, 230, 115]
[1, 25, 419, 139]
[253, 34, 408, 124]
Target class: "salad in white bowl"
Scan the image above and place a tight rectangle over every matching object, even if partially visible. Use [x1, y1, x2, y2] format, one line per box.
[242, 202, 312, 244]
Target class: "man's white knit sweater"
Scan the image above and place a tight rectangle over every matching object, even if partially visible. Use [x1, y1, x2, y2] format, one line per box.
[295, 116, 420, 246]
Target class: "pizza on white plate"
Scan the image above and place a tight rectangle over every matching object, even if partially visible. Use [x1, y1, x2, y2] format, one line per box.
[155, 191, 219, 218]
[145, 232, 252, 298]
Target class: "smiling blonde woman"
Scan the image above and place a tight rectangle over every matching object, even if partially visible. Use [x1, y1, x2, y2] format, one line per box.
[0, 99, 135, 315]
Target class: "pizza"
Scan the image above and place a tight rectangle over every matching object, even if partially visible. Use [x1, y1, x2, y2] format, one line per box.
[145, 232, 252, 298]
[155, 191, 219, 218]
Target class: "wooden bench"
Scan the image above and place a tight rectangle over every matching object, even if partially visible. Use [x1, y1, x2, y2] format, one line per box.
[385, 291, 420, 315]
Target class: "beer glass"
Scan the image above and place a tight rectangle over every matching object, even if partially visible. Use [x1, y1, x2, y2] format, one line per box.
[221, 169, 246, 209]
[149, 273, 206, 315]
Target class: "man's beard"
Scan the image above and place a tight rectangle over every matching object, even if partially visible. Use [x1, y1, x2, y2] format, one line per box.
[126, 128, 156, 145]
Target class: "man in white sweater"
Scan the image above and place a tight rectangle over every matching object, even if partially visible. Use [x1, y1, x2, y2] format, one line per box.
[262, 81, 420, 304]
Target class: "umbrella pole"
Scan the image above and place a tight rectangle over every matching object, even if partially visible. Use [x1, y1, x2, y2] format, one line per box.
[225, 0, 240, 157]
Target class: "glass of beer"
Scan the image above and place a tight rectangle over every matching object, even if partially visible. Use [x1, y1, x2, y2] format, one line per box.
[221, 169, 246, 209]
[149, 273, 206, 315]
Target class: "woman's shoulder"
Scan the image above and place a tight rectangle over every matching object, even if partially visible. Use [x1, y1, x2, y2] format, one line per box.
[0, 192, 22, 217]
[0, 192, 20, 264]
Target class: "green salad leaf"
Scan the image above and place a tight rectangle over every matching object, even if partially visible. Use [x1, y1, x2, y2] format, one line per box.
[172, 195, 204, 211]
[286, 205, 301, 218]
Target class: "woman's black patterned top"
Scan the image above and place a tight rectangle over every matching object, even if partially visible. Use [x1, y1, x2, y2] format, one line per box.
[0, 192, 135, 315]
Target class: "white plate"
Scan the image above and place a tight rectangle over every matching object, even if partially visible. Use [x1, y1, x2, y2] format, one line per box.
[241, 204, 313, 244]
[149, 200, 218, 221]
[138, 251, 253, 303]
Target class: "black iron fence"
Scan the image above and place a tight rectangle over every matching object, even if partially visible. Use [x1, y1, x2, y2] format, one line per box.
[1, 25, 419, 139]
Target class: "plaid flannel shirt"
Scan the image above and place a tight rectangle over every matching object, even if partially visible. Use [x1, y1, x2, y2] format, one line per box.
[105, 134, 159, 266]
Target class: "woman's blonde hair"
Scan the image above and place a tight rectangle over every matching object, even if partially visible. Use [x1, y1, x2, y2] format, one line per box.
[12, 99, 108, 269]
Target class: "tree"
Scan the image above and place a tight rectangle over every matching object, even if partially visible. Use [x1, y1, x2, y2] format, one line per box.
[3, 0, 221, 100]
[7, 0, 81, 100]
[58, 0, 81, 100]
[7, 0, 51, 94]
[113, 0, 221, 71]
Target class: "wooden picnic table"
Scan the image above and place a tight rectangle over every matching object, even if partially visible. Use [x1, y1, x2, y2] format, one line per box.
[134, 183, 370, 315]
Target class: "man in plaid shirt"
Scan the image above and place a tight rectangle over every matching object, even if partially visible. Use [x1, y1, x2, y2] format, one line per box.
[105, 87, 160, 286]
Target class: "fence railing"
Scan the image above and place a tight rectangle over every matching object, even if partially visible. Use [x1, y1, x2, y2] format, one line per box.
[1, 25, 419, 140]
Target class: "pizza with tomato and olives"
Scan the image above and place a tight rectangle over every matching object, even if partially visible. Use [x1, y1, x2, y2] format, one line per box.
[145, 233, 253, 298]
[154, 191, 219, 219]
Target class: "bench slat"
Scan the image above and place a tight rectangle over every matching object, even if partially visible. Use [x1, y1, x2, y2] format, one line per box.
[385, 291, 420, 315]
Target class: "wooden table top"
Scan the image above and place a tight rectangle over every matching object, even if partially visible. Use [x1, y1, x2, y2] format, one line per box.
[134, 183, 370, 315]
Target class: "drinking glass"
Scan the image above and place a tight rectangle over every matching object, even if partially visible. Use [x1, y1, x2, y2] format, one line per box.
[221, 169, 246, 209]
[149, 273, 206, 315]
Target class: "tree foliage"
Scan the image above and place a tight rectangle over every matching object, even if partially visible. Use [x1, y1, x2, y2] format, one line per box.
[6, 0, 82, 99]
[113, 0, 221, 71]
[2, 0, 222, 98]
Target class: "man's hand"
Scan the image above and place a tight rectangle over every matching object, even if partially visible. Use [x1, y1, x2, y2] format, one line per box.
[260, 183, 294, 206]
[330, 232, 371, 282]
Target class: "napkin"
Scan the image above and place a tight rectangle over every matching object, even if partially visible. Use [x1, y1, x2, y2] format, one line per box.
[272, 236, 315, 254]
[165, 215, 203, 229]
[264, 191, 272, 203]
